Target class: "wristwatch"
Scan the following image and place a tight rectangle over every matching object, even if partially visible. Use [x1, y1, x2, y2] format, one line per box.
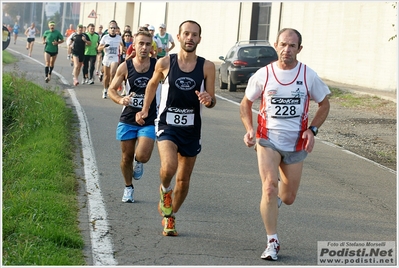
[308, 126, 318, 136]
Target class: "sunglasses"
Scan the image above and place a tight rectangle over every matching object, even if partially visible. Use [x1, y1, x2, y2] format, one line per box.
[110, 27, 116, 29]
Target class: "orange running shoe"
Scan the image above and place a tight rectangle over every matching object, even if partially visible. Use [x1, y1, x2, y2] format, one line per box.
[162, 215, 178, 236]
[158, 184, 173, 216]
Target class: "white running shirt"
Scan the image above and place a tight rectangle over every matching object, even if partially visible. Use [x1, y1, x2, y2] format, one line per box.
[245, 61, 330, 151]
[100, 34, 122, 63]
[27, 27, 37, 38]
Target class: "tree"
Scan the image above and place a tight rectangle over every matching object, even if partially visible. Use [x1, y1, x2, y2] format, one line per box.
[48, 11, 61, 29]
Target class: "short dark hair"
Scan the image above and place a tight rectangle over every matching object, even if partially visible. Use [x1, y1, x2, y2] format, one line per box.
[178, 20, 201, 36]
[276, 28, 302, 48]
[87, 23, 95, 28]
[123, 30, 132, 37]
[138, 26, 149, 32]
[135, 30, 152, 40]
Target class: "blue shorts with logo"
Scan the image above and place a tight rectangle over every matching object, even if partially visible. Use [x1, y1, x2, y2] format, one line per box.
[116, 122, 156, 141]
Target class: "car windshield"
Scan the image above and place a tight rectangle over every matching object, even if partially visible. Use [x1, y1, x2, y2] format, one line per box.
[238, 47, 276, 59]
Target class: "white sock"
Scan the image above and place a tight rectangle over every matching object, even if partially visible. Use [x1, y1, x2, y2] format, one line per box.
[267, 234, 278, 242]
[161, 185, 172, 193]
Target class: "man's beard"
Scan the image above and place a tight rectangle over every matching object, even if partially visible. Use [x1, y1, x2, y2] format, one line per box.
[181, 43, 197, 53]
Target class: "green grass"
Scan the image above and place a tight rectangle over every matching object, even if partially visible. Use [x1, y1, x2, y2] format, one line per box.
[328, 87, 391, 110]
[2, 50, 17, 64]
[2, 62, 86, 265]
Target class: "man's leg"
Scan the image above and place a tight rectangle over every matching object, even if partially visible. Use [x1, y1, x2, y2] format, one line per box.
[44, 52, 50, 80]
[173, 154, 197, 213]
[157, 140, 179, 236]
[278, 161, 303, 205]
[135, 136, 155, 163]
[89, 56, 96, 81]
[157, 140, 178, 190]
[29, 41, 34, 56]
[120, 139, 136, 185]
[82, 56, 89, 81]
[257, 146, 281, 235]
[102, 63, 110, 98]
[120, 139, 136, 203]
[109, 61, 119, 83]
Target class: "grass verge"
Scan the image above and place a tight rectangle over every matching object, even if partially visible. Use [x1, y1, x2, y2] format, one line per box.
[2, 54, 86, 265]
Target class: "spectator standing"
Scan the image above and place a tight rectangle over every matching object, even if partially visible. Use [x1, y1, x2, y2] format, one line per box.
[42, 21, 64, 83]
[24, 22, 39, 57]
[155, 23, 175, 59]
[82, 23, 100, 85]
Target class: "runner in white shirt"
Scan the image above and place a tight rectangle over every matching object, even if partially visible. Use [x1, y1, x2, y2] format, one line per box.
[98, 21, 124, 99]
[24, 22, 39, 57]
[240, 28, 330, 261]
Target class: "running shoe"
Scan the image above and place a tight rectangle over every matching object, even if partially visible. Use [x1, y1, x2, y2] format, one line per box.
[85, 78, 89, 84]
[67, 55, 70, 60]
[158, 185, 173, 217]
[133, 159, 143, 180]
[261, 238, 280, 261]
[45, 77, 49, 83]
[162, 215, 178, 236]
[88, 79, 94, 85]
[102, 89, 107, 99]
[73, 78, 79, 86]
[122, 187, 134, 203]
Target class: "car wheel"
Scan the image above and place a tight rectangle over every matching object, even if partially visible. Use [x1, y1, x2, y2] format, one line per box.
[219, 71, 227, 89]
[227, 73, 237, 92]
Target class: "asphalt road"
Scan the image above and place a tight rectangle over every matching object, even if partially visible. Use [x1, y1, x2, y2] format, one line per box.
[4, 41, 397, 266]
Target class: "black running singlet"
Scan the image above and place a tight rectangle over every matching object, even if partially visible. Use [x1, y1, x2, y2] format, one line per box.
[156, 54, 206, 139]
[119, 57, 157, 126]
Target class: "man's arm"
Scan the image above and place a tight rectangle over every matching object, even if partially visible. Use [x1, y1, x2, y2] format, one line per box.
[303, 96, 330, 153]
[196, 60, 216, 108]
[168, 41, 175, 52]
[108, 62, 129, 105]
[240, 96, 256, 147]
[84, 33, 91, 46]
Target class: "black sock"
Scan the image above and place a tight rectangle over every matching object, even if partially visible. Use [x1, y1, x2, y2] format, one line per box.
[49, 66, 53, 75]
[45, 66, 49, 76]
[126, 185, 133, 188]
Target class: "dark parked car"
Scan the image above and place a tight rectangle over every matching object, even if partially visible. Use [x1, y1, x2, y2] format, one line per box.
[218, 40, 278, 91]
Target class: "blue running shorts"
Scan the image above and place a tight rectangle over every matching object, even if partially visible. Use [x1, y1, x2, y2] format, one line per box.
[116, 122, 156, 141]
